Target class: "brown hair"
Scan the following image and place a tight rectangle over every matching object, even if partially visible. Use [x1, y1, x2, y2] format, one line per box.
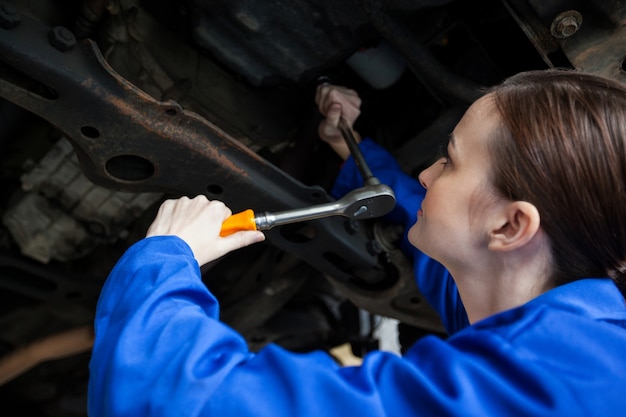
[489, 69, 626, 292]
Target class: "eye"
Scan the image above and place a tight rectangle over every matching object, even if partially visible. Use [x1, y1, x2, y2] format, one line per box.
[438, 144, 451, 166]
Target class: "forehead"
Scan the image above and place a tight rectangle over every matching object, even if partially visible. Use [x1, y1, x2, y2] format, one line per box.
[464, 94, 498, 126]
[453, 94, 500, 150]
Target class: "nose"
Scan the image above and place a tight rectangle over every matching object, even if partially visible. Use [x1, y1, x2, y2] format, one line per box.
[418, 158, 444, 190]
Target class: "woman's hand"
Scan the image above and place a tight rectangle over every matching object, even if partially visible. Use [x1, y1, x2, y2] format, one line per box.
[315, 84, 362, 160]
[146, 196, 265, 266]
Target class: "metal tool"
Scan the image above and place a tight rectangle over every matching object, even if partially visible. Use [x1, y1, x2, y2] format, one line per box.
[337, 117, 380, 186]
[220, 115, 396, 236]
[220, 183, 396, 235]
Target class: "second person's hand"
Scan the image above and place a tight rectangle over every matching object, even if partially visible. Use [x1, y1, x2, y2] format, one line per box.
[315, 84, 362, 160]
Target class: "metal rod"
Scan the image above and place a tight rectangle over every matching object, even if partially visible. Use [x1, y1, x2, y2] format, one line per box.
[338, 118, 380, 186]
[255, 200, 346, 230]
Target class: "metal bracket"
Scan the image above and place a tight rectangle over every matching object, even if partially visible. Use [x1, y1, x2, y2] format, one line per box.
[0, 12, 395, 285]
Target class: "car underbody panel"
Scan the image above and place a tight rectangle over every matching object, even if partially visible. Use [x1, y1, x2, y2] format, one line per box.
[0, 0, 624, 414]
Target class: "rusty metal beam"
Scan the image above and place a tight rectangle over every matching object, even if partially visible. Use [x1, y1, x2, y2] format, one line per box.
[0, 7, 447, 329]
[0, 10, 397, 288]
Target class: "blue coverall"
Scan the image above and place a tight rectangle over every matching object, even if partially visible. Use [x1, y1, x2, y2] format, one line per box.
[88, 138, 626, 416]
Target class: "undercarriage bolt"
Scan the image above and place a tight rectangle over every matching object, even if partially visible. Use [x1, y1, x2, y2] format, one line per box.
[366, 240, 382, 256]
[550, 10, 583, 39]
[0, 1, 21, 29]
[344, 218, 360, 235]
[48, 26, 77, 51]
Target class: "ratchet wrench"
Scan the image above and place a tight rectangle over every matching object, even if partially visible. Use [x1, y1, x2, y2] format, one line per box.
[220, 183, 396, 235]
[220, 117, 396, 236]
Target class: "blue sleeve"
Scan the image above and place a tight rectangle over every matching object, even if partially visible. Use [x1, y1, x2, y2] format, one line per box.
[332, 138, 469, 334]
[87, 236, 576, 417]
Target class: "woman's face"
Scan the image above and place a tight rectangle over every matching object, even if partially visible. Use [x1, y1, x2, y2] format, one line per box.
[408, 94, 503, 271]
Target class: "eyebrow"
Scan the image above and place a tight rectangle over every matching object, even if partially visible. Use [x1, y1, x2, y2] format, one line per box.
[448, 133, 456, 148]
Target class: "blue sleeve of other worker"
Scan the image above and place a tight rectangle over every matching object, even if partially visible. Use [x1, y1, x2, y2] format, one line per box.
[331, 138, 469, 334]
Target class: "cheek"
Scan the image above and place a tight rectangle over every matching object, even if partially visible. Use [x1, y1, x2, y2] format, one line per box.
[467, 184, 499, 235]
[420, 186, 447, 218]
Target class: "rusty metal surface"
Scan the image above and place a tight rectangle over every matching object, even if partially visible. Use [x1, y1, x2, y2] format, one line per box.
[0, 12, 422, 306]
[556, 4, 626, 82]
[522, 0, 626, 82]
[501, 0, 564, 67]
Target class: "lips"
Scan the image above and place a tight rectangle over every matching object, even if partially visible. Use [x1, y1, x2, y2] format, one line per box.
[417, 208, 423, 217]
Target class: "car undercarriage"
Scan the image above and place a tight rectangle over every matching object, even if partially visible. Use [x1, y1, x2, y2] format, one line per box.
[0, 0, 624, 414]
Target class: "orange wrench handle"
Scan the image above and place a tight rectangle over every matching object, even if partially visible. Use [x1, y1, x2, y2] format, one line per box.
[220, 209, 257, 236]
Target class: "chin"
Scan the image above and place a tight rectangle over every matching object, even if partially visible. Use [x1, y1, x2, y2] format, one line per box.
[407, 224, 421, 249]
[407, 225, 440, 262]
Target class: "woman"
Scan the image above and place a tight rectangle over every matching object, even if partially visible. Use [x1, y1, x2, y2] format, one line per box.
[89, 70, 626, 416]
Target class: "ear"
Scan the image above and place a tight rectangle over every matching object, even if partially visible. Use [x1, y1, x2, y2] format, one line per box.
[487, 201, 540, 252]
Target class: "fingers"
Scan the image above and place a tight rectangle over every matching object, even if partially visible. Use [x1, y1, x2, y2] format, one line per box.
[325, 103, 342, 127]
[147, 196, 229, 238]
[194, 197, 232, 237]
[146, 196, 265, 266]
[315, 84, 363, 160]
[315, 83, 362, 143]
[318, 103, 342, 138]
[315, 84, 362, 123]
[216, 230, 266, 256]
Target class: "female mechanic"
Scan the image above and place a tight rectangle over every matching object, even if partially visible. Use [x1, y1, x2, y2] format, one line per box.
[88, 69, 626, 416]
